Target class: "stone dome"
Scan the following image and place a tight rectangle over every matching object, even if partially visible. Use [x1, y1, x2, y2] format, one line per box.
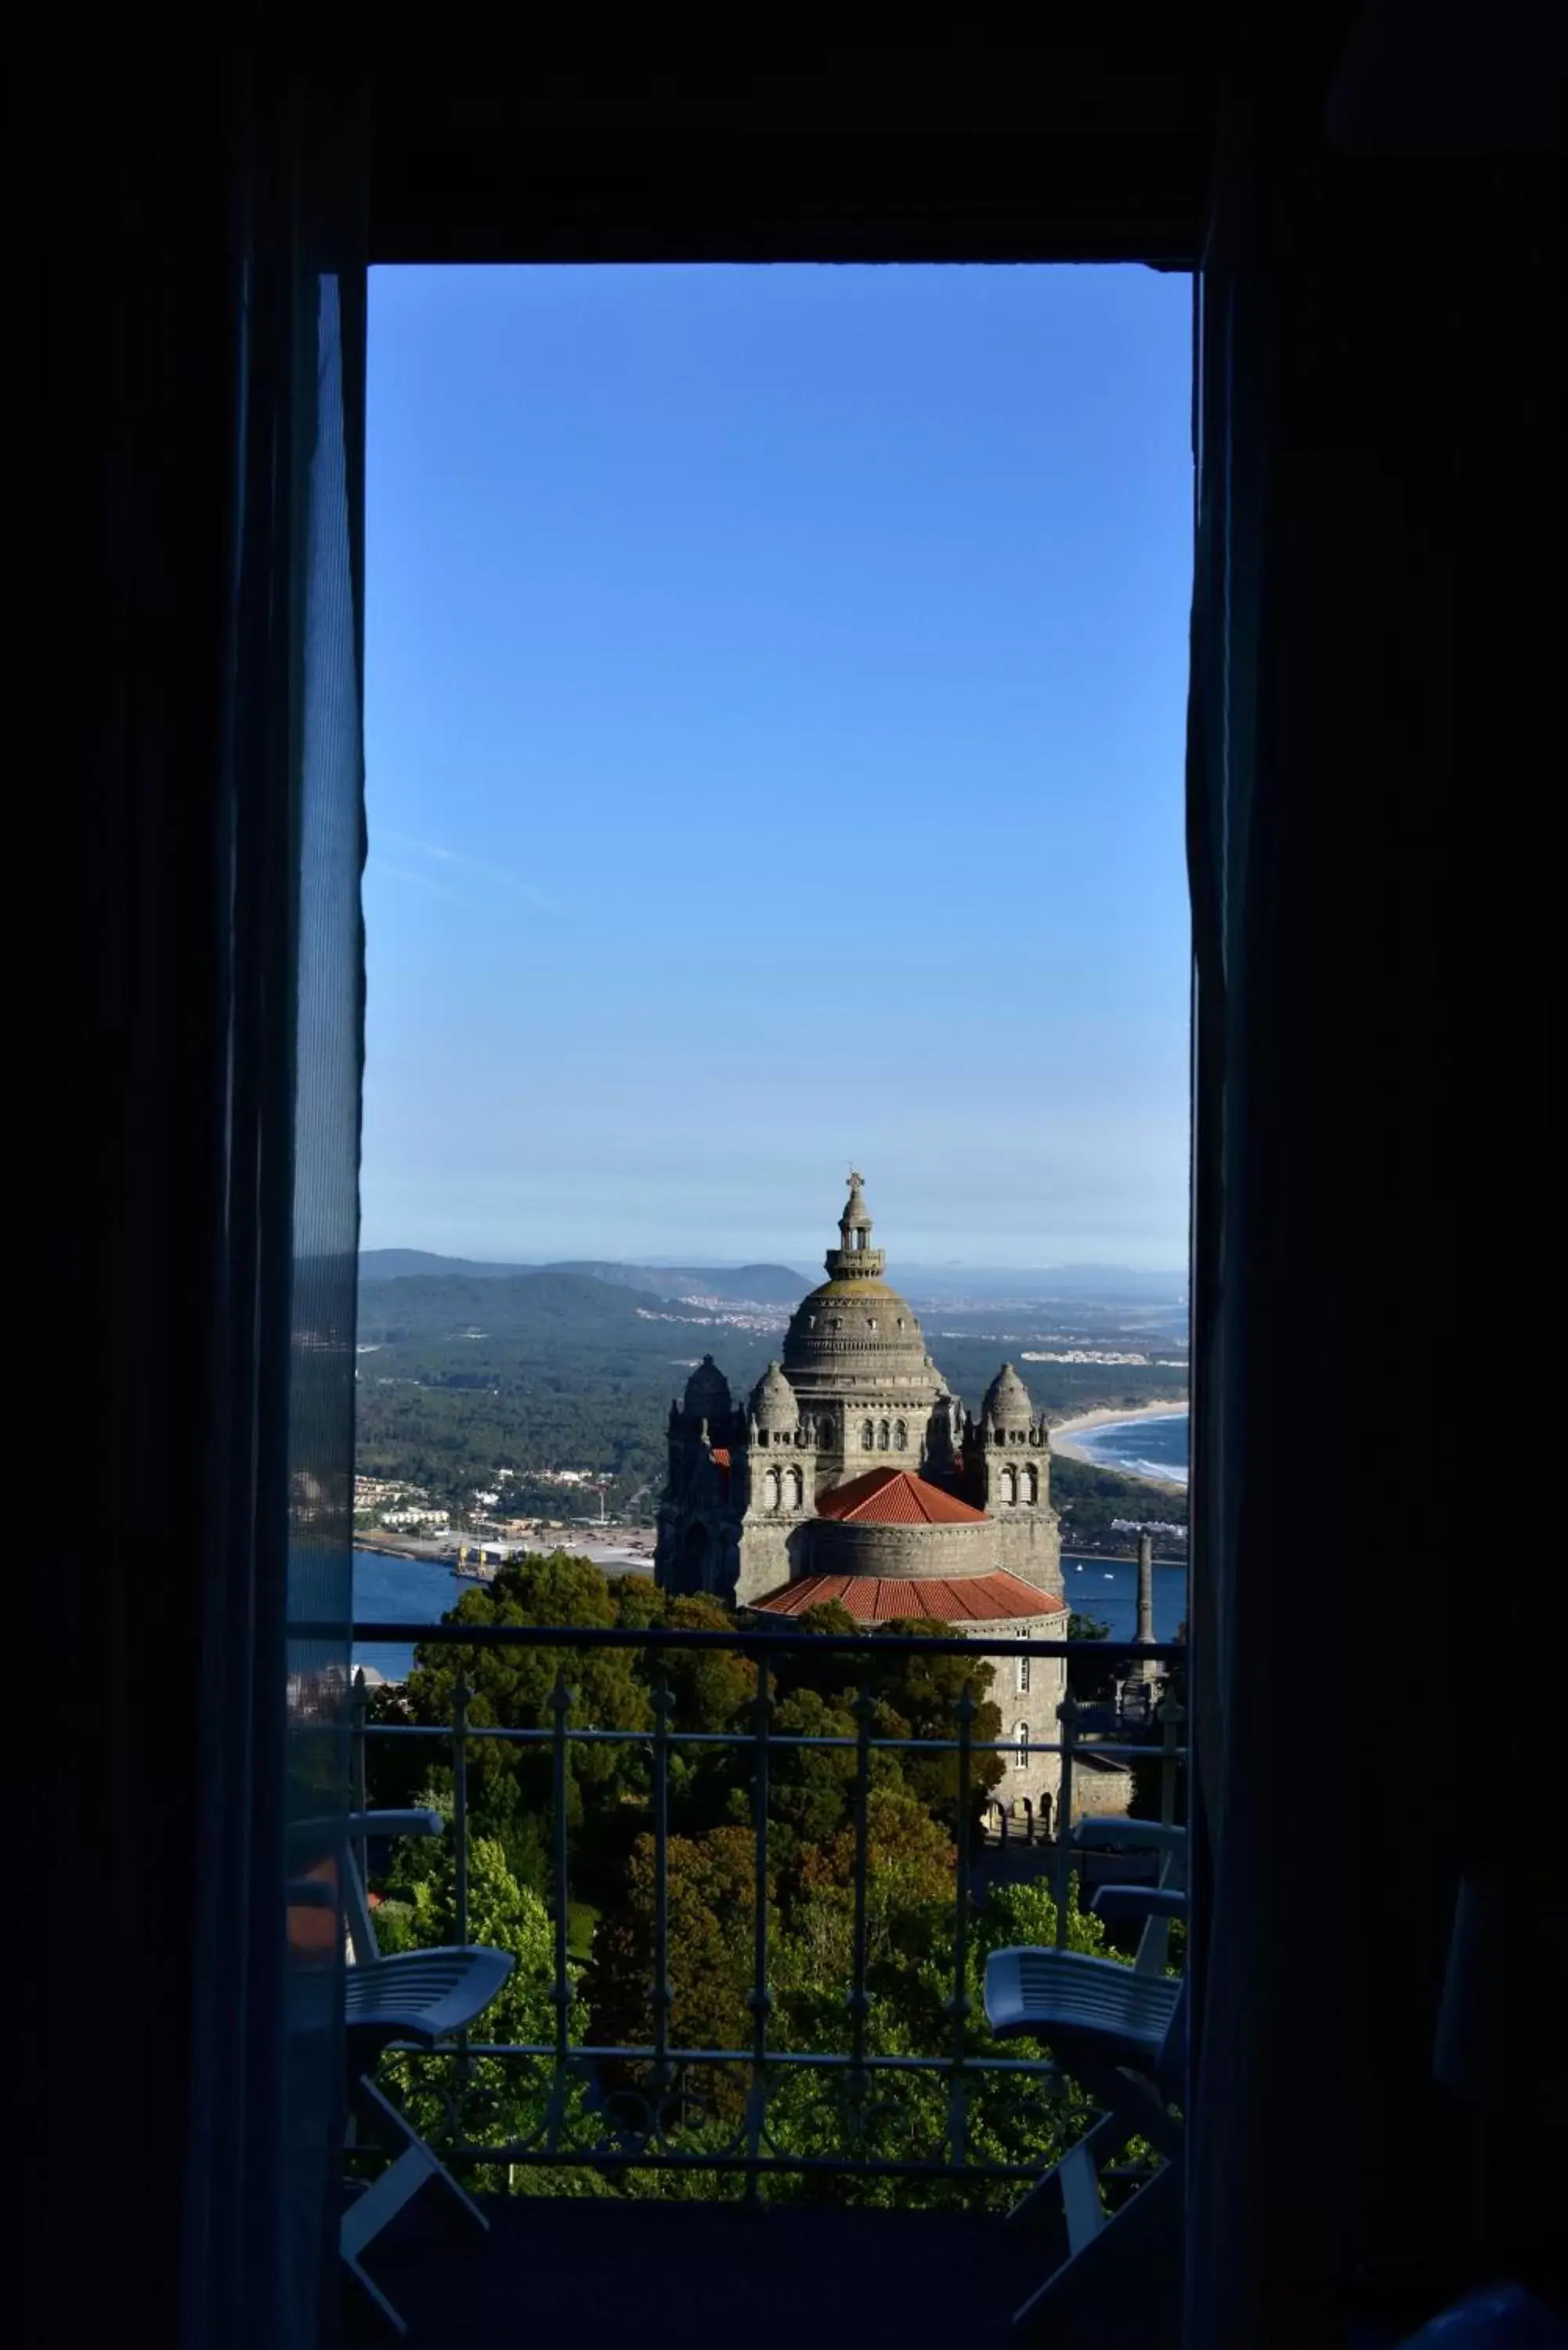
[781, 1277, 943, 1403]
[681, 1354, 732, 1425]
[779, 1176, 947, 1409]
[982, 1361, 1035, 1430]
[750, 1360, 798, 1434]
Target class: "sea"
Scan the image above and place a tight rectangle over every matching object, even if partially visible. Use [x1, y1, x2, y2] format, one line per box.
[1064, 1407, 1188, 1488]
[352, 1407, 1190, 1680]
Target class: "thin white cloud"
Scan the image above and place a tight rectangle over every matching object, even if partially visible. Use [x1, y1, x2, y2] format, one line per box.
[374, 862, 461, 902]
[374, 827, 556, 910]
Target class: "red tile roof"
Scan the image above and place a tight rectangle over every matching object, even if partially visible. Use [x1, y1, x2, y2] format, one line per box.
[815, 1467, 989, 1525]
[710, 1448, 731, 1470]
[749, 1571, 1067, 1624]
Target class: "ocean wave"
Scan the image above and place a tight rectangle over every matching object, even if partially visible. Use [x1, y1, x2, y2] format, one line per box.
[1070, 1410, 1189, 1485]
[1109, 1455, 1189, 1488]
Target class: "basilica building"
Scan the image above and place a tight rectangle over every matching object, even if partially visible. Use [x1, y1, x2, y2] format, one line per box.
[655, 1173, 1068, 1815]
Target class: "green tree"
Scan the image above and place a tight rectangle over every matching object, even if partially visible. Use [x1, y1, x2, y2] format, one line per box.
[402, 1550, 654, 1890]
[767, 1687, 865, 1854]
[857, 1618, 1006, 1825]
[372, 1829, 580, 2184]
[768, 1603, 1004, 1832]
[657, 1592, 758, 1735]
[760, 1868, 1118, 2206]
[591, 1824, 774, 2120]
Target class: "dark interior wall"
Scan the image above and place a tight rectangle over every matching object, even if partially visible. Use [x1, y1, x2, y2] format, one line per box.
[1189, 31, 1563, 2328]
[25, 52, 235, 2347]
[23, 36, 364, 2348]
[367, 33, 1222, 263]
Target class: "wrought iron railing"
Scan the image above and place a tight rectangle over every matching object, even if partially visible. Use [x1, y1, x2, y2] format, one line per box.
[344, 1619, 1185, 2195]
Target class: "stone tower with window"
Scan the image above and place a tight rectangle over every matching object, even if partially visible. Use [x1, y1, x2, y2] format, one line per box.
[961, 1361, 1063, 1593]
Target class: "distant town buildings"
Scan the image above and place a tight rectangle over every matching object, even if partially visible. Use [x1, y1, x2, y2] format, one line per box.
[1021, 1348, 1158, 1365]
[354, 1462, 617, 1539]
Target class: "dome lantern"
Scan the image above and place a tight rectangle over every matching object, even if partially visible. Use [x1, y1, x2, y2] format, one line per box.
[981, 1361, 1035, 1433]
[750, 1360, 798, 1435]
[824, 1166, 887, 1282]
[681, 1354, 732, 1427]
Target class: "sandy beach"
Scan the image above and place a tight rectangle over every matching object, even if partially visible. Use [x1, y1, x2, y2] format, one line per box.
[1047, 1397, 1188, 1471]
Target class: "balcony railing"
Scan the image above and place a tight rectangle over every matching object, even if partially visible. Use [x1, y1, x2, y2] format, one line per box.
[343, 1619, 1185, 2199]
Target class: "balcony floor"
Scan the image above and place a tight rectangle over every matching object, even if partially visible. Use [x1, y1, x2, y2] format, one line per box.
[344, 2190, 1176, 2348]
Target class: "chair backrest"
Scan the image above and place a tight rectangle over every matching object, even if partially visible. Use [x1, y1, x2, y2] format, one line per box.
[338, 1810, 446, 1965]
[1133, 1836, 1186, 1977]
[341, 1835, 381, 1967]
[1154, 1978, 1187, 2106]
[1072, 1818, 1187, 1976]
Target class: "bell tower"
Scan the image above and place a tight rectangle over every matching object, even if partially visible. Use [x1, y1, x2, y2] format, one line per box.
[963, 1361, 1064, 1598]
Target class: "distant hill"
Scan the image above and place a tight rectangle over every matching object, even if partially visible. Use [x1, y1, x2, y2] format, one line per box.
[357, 1267, 677, 1345]
[360, 1249, 807, 1306]
[359, 1249, 1184, 1314]
[359, 1248, 538, 1282]
[547, 1260, 807, 1305]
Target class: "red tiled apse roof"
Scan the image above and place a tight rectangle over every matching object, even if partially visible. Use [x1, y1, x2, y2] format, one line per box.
[750, 1571, 1066, 1624]
[815, 1467, 988, 1526]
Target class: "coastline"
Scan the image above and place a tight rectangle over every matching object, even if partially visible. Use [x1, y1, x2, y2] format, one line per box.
[1047, 1397, 1188, 1480]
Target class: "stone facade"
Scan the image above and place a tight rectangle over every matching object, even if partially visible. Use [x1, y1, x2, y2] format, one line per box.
[964, 1376, 1064, 1594]
[1068, 1750, 1136, 1823]
[656, 1174, 1067, 1606]
[992, 1622, 1068, 1826]
[654, 1176, 1070, 1817]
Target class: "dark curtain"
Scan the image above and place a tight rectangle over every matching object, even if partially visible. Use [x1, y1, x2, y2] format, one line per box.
[26, 42, 365, 2350]
[1186, 10, 1561, 2342]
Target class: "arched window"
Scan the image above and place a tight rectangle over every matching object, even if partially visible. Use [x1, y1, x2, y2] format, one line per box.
[861, 1420, 874, 1450]
[866, 1315, 877, 1331]
[786, 1466, 804, 1509]
[877, 1419, 890, 1450]
[1017, 1654, 1031, 1694]
[894, 1420, 907, 1451]
[1024, 1463, 1039, 1502]
[1013, 1721, 1030, 1768]
[764, 1467, 781, 1510]
[1002, 1466, 1018, 1505]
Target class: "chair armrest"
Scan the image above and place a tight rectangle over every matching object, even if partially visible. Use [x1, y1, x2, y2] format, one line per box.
[349, 1810, 445, 1840]
[1091, 1885, 1187, 1924]
[1070, 1819, 1186, 1854]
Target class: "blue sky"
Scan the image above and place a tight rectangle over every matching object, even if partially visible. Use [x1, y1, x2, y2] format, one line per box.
[364, 266, 1192, 1270]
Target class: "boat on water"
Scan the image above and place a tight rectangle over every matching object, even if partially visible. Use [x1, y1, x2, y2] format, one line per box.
[454, 1540, 517, 1578]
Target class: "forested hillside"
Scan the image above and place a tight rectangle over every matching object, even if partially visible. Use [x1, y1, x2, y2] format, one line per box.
[355, 1262, 1186, 1539]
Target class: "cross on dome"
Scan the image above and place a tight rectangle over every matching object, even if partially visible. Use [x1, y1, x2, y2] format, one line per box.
[829, 1167, 883, 1278]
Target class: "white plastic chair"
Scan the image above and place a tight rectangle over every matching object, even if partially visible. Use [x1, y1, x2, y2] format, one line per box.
[984, 1819, 1187, 2335]
[1071, 1815, 1187, 1976]
[311, 1809, 515, 2335]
